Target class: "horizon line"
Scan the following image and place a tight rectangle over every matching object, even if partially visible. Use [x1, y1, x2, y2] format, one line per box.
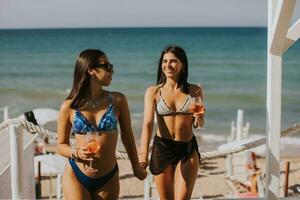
[0, 26, 267, 31]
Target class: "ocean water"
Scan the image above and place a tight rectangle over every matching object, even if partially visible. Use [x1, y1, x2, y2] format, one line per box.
[0, 28, 299, 140]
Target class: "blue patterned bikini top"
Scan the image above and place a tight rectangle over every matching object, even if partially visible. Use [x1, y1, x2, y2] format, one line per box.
[73, 93, 118, 134]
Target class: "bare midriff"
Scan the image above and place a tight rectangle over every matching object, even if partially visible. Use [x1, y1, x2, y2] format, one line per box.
[156, 114, 194, 141]
[73, 133, 118, 177]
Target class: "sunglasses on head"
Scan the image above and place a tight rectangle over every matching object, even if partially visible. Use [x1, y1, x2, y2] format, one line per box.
[93, 63, 114, 73]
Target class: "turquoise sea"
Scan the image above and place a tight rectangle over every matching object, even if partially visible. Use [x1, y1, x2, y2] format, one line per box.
[0, 28, 299, 139]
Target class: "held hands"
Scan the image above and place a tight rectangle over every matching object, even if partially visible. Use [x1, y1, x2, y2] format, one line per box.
[132, 151, 149, 180]
[133, 166, 147, 180]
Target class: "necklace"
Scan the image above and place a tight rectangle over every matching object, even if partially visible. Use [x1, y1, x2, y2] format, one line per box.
[85, 91, 104, 109]
[86, 99, 101, 109]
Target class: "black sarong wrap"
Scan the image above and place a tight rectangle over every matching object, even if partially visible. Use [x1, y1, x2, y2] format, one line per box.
[149, 135, 201, 175]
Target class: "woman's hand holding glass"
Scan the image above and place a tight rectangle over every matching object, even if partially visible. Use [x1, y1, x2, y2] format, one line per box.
[76, 146, 95, 161]
[82, 131, 101, 172]
[189, 97, 205, 129]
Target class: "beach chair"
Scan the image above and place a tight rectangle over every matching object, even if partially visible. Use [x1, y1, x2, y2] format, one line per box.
[34, 154, 66, 199]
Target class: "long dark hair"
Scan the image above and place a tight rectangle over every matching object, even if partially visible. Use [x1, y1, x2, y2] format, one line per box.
[67, 49, 106, 109]
[156, 45, 189, 94]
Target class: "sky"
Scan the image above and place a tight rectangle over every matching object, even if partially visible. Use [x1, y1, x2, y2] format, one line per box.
[0, 0, 300, 29]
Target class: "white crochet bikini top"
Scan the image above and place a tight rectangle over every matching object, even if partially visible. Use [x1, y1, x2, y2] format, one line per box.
[156, 88, 191, 116]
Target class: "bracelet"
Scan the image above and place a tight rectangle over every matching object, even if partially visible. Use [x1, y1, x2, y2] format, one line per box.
[139, 152, 148, 156]
[75, 148, 80, 159]
[71, 146, 77, 160]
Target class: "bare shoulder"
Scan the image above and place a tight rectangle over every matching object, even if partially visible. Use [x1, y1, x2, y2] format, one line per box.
[109, 91, 130, 114]
[189, 84, 203, 97]
[145, 85, 160, 98]
[60, 99, 73, 112]
[110, 91, 126, 103]
[59, 99, 73, 119]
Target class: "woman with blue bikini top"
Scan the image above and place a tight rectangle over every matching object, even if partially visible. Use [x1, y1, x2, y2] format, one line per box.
[57, 49, 147, 200]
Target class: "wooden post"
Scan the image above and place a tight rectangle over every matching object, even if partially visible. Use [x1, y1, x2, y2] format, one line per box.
[267, 1, 280, 199]
[35, 161, 41, 199]
[227, 121, 235, 142]
[284, 161, 290, 197]
[4, 106, 9, 121]
[242, 122, 250, 138]
[9, 125, 24, 199]
[266, 52, 282, 200]
[226, 155, 233, 178]
[283, 19, 300, 53]
[56, 174, 63, 200]
[266, 0, 295, 199]
[236, 109, 243, 141]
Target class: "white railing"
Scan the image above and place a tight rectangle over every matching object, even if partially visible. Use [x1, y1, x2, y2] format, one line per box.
[9, 125, 24, 199]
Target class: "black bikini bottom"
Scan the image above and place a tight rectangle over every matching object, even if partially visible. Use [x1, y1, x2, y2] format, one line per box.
[149, 135, 200, 175]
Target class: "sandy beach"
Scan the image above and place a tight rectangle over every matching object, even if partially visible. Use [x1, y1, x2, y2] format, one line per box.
[28, 133, 300, 199]
[39, 157, 231, 200]
[37, 150, 300, 199]
[1, 120, 299, 199]
[1, 110, 299, 199]
[118, 158, 231, 200]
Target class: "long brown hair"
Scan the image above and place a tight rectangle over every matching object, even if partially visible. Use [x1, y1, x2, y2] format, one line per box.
[67, 49, 106, 109]
[156, 45, 189, 94]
